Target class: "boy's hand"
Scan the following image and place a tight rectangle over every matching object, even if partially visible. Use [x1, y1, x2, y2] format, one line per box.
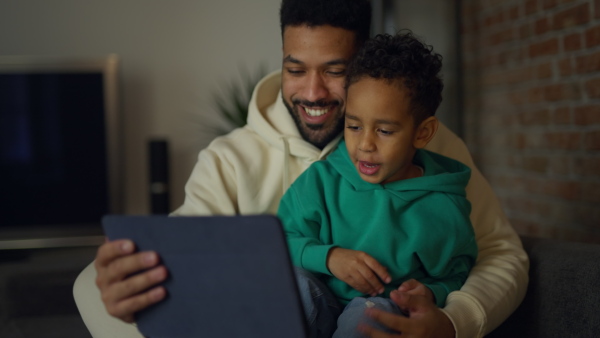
[326, 247, 391, 296]
[398, 279, 435, 304]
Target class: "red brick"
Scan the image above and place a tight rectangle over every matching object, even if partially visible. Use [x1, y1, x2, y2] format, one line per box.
[559, 58, 573, 77]
[528, 87, 544, 103]
[574, 105, 600, 125]
[509, 218, 540, 236]
[582, 182, 600, 203]
[535, 179, 581, 200]
[543, 83, 581, 101]
[564, 33, 582, 51]
[528, 131, 549, 148]
[520, 23, 532, 39]
[544, 131, 582, 149]
[553, 3, 591, 30]
[548, 155, 570, 175]
[542, 0, 558, 9]
[585, 78, 600, 98]
[584, 130, 600, 150]
[489, 28, 515, 46]
[535, 17, 551, 35]
[523, 155, 549, 173]
[576, 51, 600, 73]
[542, 179, 581, 200]
[585, 25, 600, 48]
[509, 6, 520, 20]
[553, 107, 572, 124]
[573, 156, 600, 176]
[525, 0, 539, 16]
[506, 67, 533, 84]
[529, 38, 560, 58]
[485, 11, 506, 27]
[537, 62, 553, 79]
[520, 109, 551, 125]
[508, 90, 528, 105]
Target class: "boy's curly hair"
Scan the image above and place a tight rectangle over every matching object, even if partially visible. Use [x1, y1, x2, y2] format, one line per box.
[345, 31, 444, 125]
[279, 0, 371, 46]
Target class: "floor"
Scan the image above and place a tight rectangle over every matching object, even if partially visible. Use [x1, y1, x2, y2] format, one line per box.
[0, 246, 97, 338]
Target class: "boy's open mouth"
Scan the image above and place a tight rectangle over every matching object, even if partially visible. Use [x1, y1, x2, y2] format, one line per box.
[359, 161, 380, 175]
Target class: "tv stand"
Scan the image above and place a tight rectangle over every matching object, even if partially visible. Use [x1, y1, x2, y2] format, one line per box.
[0, 224, 104, 250]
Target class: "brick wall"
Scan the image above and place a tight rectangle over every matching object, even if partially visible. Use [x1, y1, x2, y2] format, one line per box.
[461, 0, 600, 243]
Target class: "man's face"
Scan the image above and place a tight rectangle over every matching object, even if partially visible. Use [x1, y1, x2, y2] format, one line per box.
[344, 77, 419, 185]
[281, 25, 356, 149]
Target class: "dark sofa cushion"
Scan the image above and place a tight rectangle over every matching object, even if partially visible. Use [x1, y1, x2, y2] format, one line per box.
[487, 236, 600, 337]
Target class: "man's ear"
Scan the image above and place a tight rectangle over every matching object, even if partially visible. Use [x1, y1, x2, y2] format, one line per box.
[413, 116, 438, 149]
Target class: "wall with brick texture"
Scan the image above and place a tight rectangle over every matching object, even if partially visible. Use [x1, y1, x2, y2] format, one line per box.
[461, 0, 600, 242]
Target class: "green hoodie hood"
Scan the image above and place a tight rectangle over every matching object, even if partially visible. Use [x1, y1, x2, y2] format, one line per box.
[331, 140, 471, 198]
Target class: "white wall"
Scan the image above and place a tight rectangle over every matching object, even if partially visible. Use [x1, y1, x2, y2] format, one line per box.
[0, 0, 282, 213]
[378, 0, 461, 135]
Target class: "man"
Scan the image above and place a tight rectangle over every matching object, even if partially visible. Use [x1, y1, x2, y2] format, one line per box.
[74, 0, 529, 337]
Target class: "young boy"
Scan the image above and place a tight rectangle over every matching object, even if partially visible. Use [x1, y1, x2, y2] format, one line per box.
[277, 31, 478, 337]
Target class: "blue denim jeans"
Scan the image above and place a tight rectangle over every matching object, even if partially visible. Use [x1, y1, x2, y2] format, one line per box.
[333, 297, 404, 338]
[295, 268, 404, 338]
[294, 267, 342, 338]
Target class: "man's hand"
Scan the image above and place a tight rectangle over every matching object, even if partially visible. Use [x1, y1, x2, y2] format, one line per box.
[326, 247, 391, 296]
[397, 279, 435, 304]
[94, 239, 168, 323]
[358, 290, 455, 338]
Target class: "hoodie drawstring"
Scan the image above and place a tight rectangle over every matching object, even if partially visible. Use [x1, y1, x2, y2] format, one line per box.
[280, 136, 291, 195]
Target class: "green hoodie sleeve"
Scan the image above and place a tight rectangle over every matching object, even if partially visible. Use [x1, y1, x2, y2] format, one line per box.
[277, 184, 336, 275]
[422, 246, 477, 308]
[411, 193, 478, 308]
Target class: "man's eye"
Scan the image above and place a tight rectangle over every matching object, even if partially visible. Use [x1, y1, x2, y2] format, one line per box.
[286, 69, 304, 75]
[328, 69, 346, 76]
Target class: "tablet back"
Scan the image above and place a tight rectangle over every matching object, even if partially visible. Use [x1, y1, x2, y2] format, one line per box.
[102, 215, 307, 338]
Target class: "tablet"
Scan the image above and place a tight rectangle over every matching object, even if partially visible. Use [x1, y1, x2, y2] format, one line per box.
[102, 215, 308, 338]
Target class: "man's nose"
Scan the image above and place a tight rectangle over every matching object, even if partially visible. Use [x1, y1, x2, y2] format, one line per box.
[302, 72, 328, 102]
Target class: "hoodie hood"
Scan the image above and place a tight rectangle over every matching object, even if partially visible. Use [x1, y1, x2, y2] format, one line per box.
[246, 70, 341, 192]
[246, 70, 341, 161]
[329, 140, 471, 199]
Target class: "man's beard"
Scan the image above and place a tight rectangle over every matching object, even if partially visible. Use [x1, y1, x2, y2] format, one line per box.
[282, 94, 344, 150]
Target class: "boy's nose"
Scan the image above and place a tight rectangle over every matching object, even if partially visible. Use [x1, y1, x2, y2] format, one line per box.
[358, 133, 376, 152]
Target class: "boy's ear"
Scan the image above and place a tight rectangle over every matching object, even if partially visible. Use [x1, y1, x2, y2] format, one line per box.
[413, 116, 438, 149]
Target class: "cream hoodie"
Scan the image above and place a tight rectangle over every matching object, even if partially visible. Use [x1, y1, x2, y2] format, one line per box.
[74, 70, 528, 338]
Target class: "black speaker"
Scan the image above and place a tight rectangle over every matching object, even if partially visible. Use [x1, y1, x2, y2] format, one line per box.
[148, 139, 170, 214]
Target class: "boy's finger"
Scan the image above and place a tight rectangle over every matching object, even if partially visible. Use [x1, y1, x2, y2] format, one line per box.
[364, 256, 392, 284]
[357, 264, 384, 295]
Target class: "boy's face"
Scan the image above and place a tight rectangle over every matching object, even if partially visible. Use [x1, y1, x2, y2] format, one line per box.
[281, 24, 356, 149]
[344, 77, 421, 185]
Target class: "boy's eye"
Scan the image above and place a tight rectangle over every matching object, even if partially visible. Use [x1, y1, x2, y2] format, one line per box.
[345, 125, 360, 131]
[377, 128, 394, 135]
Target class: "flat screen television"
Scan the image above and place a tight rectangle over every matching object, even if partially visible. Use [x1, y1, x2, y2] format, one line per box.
[0, 55, 121, 249]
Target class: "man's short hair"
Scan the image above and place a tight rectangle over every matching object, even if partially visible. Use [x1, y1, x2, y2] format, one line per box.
[279, 0, 372, 45]
[345, 30, 444, 125]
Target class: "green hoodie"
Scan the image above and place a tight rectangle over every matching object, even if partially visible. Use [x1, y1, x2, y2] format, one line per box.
[277, 140, 478, 307]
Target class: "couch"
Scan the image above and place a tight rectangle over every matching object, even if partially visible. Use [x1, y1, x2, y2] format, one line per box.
[486, 236, 600, 337]
[75, 235, 600, 337]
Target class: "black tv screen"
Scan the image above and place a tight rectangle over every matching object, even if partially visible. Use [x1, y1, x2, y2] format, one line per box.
[0, 56, 121, 230]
